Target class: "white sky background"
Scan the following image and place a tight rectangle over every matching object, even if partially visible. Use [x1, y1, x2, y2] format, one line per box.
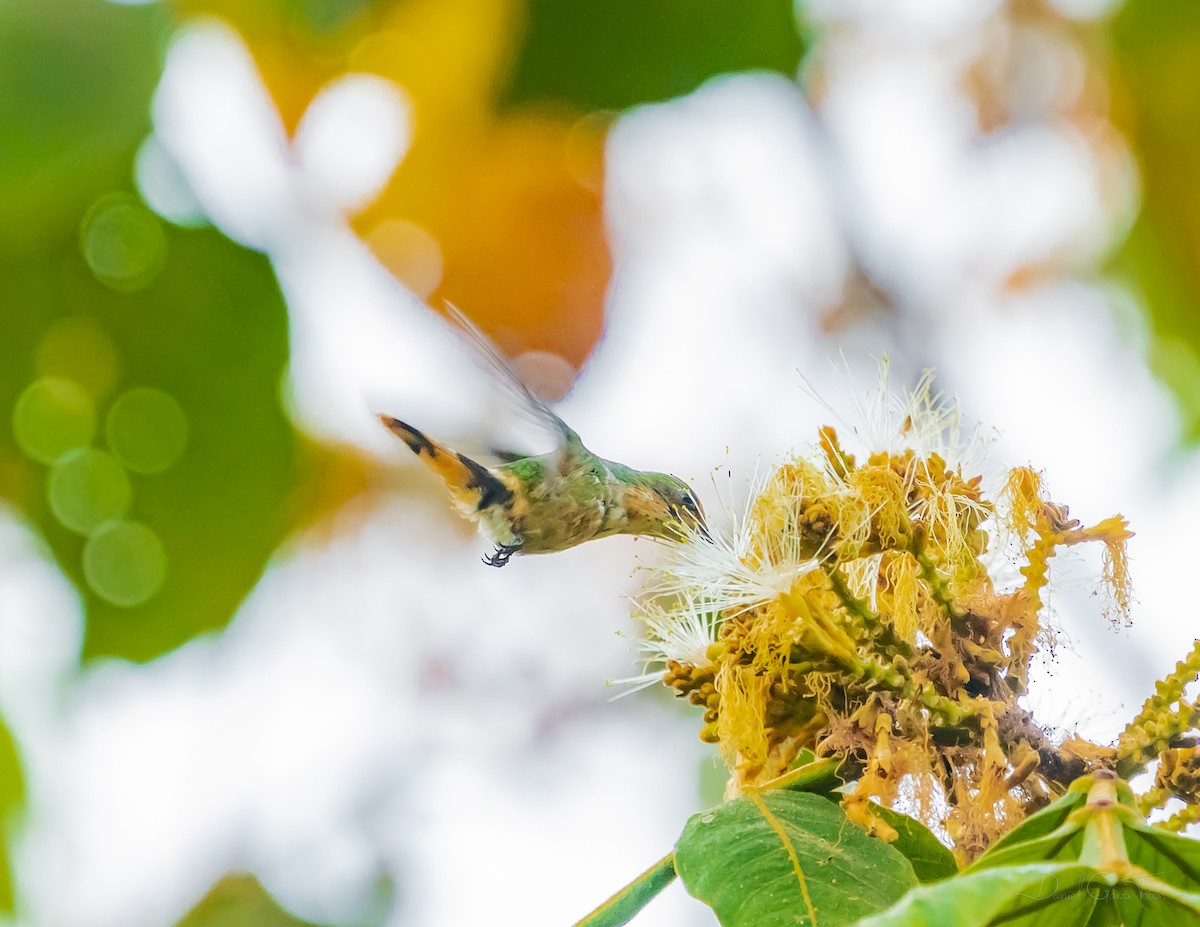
[1, 2, 1197, 926]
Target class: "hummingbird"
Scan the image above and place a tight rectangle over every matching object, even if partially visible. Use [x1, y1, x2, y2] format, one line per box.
[379, 307, 708, 567]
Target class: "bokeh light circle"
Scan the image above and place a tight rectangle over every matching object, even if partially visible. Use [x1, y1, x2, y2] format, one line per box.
[365, 219, 443, 298]
[106, 388, 189, 475]
[12, 377, 97, 464]
[83, 520, 167, 608]
[35, 316, 121, 400]
[47, 448, 133, 535]
[80, 192, 167, 291]
[513, 350, 577, 401]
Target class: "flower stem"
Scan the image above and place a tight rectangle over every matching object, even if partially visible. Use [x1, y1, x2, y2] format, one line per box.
[823, 564, 914, 658]
[1079, 775, 1136, 875]
[908, 539, 969, 633]
[571, 853, 677, 927]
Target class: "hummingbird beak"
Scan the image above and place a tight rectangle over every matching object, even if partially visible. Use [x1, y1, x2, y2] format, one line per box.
[676, 505, 711, 543]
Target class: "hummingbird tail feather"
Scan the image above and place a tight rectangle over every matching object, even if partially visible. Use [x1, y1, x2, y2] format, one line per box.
[379, 415, 438, 457]
[379, 415, 514, 513]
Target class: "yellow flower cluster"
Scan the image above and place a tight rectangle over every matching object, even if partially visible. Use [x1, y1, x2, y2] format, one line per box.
[634, 370, 1144, 860]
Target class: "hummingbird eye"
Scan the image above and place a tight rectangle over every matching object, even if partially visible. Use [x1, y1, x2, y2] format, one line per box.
[677, 490, 702, 518]
[674, 489, 711, 541]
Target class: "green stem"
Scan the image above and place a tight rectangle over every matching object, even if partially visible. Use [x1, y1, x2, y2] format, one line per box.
[823, 565, 914, 658]
[571, 853, 676, 927]
[908, 540, 969, 633]
[822, 558, 967, 727]
[844, 651, 969, 727]
[1078, 777, 1134, 875]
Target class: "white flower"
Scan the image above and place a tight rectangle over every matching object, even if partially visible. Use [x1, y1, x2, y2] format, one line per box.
[614, 471, 823, 696]
[608, 589, 721, 696]
[804, 356, 996, 478]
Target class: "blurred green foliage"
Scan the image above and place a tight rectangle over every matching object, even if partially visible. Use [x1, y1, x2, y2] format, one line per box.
[176, 875, 327, 927]
[1111, 1, 1200, 439]
[503, 0, 805, 111]
[0, 0, 303, 663]
[0, 720, 24, 914]
[280, 0, 377, 35]
[0, 0, 169, 255]
[4, 226, 301, 661]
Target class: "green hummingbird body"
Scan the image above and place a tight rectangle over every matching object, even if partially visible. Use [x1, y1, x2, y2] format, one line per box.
[380, 417, 705, 566]
[486, 451, 698, 552]
[379, 307, 705, 567]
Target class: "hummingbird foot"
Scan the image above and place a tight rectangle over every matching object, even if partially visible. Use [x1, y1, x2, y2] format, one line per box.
[483, 542, 522, 568]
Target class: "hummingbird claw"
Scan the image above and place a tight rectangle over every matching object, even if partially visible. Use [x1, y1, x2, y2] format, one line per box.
[483, 542, 522, 568]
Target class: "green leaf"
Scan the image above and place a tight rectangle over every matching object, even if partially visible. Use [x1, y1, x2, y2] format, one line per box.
[572, 853, 676, 927]
[967, 823, 1086, 872]
[971, 781, 1090, 867]
[674, 790, 916, 927]
[1124, 822, 1200, 893]
[868, 805, 958, 883]
[871, 775, 1200, 926]
[502, 0, 806, 112]
[853, 863, 1102, 927]
[773, 756, 845, 796]
[1085, 902, 1122, 927]
[789, 747, 820, 770]
[1112, 876, 1200, 926]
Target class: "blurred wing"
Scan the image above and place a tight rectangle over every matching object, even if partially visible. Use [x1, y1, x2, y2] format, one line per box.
[442, 303, 581, 461]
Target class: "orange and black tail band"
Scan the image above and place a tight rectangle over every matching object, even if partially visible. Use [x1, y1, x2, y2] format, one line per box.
[454, 451, 513, 510]
[379, 415, 437, 458]
[378, 415, 513, 512]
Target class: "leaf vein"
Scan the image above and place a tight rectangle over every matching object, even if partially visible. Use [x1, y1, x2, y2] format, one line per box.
[747, 790, 819, 926]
